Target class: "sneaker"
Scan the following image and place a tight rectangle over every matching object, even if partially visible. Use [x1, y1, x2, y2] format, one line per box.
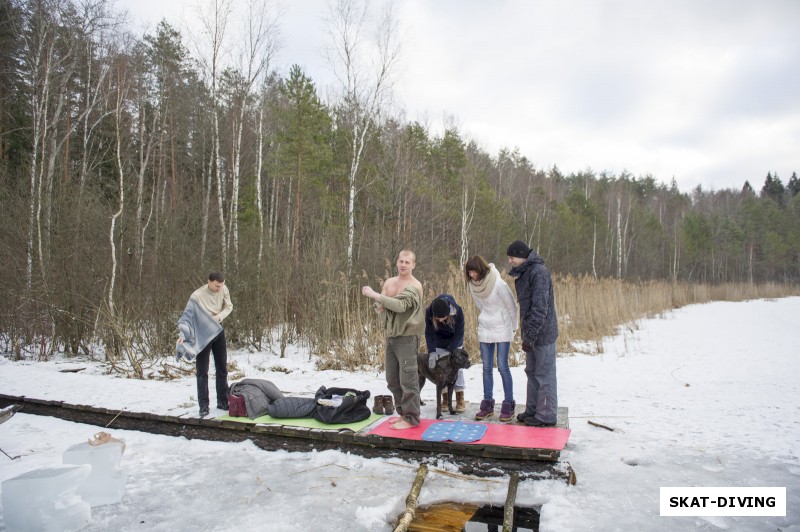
[199, 406, 210, 417]
[517, 411, 534, 423]
[524, 417, 556, 428]
[216, 402, 229, 410]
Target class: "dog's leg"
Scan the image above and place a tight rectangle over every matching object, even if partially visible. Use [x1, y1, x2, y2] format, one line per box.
[447, 384, 456, 415]
[435, 384, 443, 419]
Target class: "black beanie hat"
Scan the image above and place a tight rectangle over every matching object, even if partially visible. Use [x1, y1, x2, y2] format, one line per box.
[431, 297, 450, 318]
[507, 240, 531, 259]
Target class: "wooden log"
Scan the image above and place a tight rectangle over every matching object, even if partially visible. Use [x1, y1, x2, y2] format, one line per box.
[503, 472, 519, 532]
[393, 463, 429, 532]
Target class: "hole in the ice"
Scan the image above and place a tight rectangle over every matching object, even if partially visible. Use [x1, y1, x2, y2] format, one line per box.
[400, 502, 540, 531]
[464, 504, 540, 531]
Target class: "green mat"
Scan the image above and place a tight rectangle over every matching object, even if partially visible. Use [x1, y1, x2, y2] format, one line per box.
[215, 412, 383, 432]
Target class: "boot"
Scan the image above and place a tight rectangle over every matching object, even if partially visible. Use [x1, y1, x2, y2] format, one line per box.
[441, 388, 448, 406]
[372, 395, 384, 415]
[498, 400, 516, 422]
[455, 391, 466, 413]
[382, 395, 395, 415]
[475, 399, 495, 420]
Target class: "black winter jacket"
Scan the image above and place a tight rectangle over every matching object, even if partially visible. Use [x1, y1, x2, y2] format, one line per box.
[424, 293, 465, 353]
[508, 250, 558, 348]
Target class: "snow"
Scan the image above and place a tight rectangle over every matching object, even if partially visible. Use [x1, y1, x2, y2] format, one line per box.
[1, 297, 798, 531]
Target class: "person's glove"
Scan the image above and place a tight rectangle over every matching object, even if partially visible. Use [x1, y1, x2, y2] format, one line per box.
[428, 352, 438, 369]
[522, 340, 534, 352]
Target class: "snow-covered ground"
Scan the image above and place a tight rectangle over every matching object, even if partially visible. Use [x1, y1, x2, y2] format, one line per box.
[1, 297, 798, 531]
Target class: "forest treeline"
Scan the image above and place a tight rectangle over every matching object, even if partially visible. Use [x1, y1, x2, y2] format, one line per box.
[1, 0, 799, 369]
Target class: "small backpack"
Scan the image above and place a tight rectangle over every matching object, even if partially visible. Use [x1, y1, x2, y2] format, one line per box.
[227, 392, 247, 418]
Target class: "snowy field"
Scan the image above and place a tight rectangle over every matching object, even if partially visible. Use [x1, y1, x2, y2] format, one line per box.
[1, 297, 798, 531]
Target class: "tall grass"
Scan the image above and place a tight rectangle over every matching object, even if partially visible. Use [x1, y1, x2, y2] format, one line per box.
[315, 266, 800, 369]
[554, 276, 800, 355]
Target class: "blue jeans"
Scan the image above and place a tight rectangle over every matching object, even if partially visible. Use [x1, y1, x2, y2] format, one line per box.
[479, 342, 513, 402]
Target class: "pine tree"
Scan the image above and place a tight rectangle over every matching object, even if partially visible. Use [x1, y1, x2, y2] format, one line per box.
[274, 65, 333, 259]
[0, 0, 26, 170]
[760, 172, 786, 206]
[787, 172, 800, 197]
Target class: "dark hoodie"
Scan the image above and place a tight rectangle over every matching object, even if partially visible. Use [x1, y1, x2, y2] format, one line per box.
[508, 250, 558, 348]
[424, 293, 465, 353]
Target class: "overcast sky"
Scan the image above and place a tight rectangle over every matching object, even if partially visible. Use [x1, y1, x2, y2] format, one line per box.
[118, 0, 799, 193]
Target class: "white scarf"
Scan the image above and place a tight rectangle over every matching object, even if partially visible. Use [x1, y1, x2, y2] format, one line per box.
[470, 264, 498, 300]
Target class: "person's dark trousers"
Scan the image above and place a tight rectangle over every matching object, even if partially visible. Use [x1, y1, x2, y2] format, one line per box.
[523, 341, 558, 424]
[196, 330, 228, 409]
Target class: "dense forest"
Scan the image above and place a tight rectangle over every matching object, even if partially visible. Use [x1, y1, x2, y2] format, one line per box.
[2, 0, 798, 365]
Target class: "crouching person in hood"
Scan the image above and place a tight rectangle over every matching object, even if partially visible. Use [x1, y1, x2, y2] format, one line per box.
[425, 294, 467, 413]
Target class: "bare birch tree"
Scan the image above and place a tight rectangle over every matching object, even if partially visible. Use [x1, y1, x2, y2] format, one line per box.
[616, 195, 623, 278]
[326, 0, 400, 275]
[189, 0, 232, 266]
[108, 52, 130, 317]
[77, 32, 114, 197]
[132, 90, 160, 279]
[459, 148, 482, 267]
[228, 0, 277, 269]
[255, 94, 267, 271]
[611, 183, 633, 279]
[22, 3, 49, 290]
[21, 0, 113, 289]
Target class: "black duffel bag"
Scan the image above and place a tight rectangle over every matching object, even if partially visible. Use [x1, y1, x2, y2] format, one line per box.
[313, 386, 371, 424]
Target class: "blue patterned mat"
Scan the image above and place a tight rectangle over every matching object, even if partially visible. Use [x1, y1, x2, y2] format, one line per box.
[421, 421, 488, 443]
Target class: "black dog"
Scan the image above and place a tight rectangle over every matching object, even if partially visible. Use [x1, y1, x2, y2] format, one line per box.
[417, 348, 471, 419]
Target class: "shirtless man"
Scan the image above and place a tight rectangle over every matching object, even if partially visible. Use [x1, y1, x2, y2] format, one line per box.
[362, 250, 425, 429]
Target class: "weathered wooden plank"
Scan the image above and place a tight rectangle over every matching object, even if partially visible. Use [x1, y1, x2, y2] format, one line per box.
[0, 394, 572, 480]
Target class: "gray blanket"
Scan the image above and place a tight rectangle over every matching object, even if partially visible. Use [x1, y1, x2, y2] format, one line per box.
[176, 298, 223, 362]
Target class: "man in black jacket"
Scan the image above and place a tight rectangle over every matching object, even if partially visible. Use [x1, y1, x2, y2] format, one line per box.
[507, 240, 559, 427]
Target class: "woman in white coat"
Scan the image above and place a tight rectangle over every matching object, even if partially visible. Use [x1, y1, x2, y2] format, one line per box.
[465, 255, 519, 422]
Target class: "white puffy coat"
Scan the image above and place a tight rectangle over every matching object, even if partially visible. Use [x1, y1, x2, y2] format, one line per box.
[469, 266, 519, 343]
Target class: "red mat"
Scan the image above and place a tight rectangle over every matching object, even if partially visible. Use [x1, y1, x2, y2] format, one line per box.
[368, 417, 570, 450]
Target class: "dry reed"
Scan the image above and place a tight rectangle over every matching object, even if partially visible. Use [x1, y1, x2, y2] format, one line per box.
[552, 276, 799, 355]
[315, 264, 800, 370]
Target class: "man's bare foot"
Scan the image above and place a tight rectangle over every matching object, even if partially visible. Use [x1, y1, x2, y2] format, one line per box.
[390, 419, 415, 430]
[388, 416, 402, 425]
